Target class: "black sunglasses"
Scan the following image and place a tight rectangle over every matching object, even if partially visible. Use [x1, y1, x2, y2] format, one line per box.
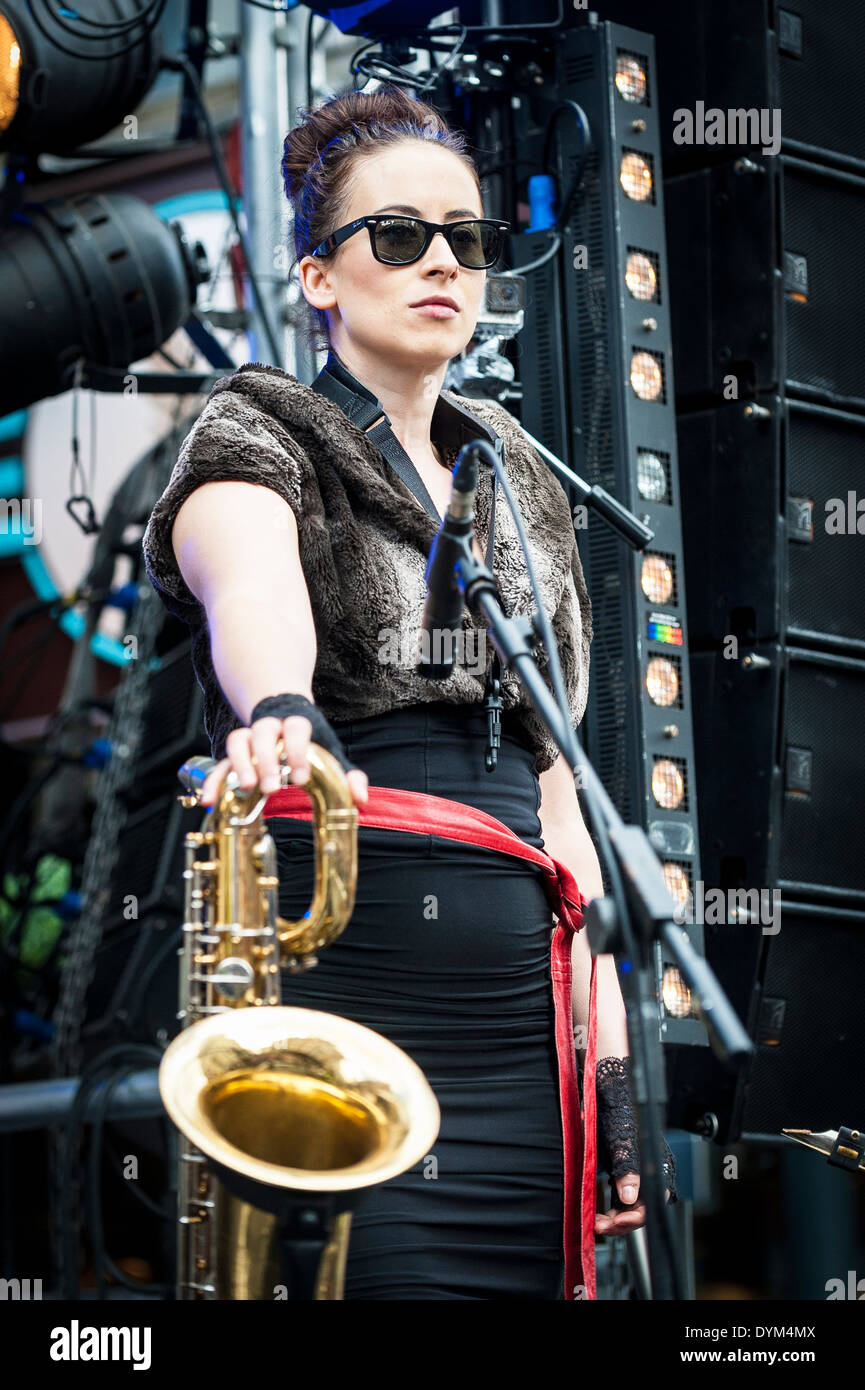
[311, 215, 511, 269]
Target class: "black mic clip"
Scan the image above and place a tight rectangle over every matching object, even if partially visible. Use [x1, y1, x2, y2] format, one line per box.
[482, 611, 544, 772]
[483, 655, 503, 773]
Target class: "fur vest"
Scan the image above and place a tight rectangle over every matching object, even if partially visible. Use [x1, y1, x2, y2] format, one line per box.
[141, 362, 593, 774]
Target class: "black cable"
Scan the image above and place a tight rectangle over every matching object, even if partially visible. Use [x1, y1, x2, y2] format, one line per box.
[110, 923, 181, 1038]
[87, 1062, 135, 1300]
[541, 99, 589, 233]
[306, 8, 315, 107]
[48, 0, 165, 36]
[500, 101, 589, 278]
[170, 53, 285, 369]
[306, 10, 333, 110]
[102, 1133, 174, 1219]
[348, 37, 381, 91]
[348, 22, 467, 94]
[23, 0, 167, 62]
[87, 1062, 171, 1297]
[58, 1043, 163, 1296]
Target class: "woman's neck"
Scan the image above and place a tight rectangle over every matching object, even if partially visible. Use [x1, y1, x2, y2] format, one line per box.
[329, 343, 447, 462]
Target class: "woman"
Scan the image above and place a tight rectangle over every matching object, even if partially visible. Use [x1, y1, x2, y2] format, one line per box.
[142, 84, 675, 1300]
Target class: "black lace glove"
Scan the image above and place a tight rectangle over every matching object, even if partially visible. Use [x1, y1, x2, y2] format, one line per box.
[595, 1055, 678, 1205]
[249, 693, 361, 777]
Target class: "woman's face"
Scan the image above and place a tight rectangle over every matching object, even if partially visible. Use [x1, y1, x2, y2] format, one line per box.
[300, 141, 487, 371]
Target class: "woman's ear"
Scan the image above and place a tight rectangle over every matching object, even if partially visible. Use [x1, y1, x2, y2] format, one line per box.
[299, 253, 338, 312]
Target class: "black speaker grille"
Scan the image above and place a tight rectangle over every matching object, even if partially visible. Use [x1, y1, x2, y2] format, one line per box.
[741, 909, 865, 1134]
[783, 161, 865, 405]
[105, 793, 189, 926]
[779, 653, 865, 892]
[140, 637, 203, 756]
[583, 534, 633, 823]
[787, 405, 865, 645]
[777, 1, 865, 164]
[573, 152, 614, 488]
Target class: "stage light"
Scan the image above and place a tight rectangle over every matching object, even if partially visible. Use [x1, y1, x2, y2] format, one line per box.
[636, 449, 668, 502]
[625, 250, 657, 300]
[615, 53, 647, 103]
[0, 12, 20, 136]
[0, 1, 161, 154]
[641, 553, 674, 604]
[663, 862, 691, 913]
[652, 758, 684, 810]
[630, 350, 663, 400]
[646, 655, 679, 707]
[662, 966, 693, 1018]
[620, 151, 653, 201]
[0, 191, 207, 415]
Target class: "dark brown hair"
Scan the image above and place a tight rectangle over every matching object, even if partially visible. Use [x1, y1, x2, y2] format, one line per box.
[281, 84, 482, 353]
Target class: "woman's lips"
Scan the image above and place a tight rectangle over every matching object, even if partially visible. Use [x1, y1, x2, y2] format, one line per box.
[411, 303, 459, 318]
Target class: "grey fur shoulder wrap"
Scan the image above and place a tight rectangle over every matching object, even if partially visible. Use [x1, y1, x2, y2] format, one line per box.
[141, 362, 592, 774]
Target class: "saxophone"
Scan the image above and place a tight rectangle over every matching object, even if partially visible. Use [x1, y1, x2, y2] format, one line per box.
[158, 743, 440, 1300]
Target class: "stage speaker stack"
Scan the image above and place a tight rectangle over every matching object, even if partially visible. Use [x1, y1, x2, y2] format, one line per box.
[606, 0, 865, 1141]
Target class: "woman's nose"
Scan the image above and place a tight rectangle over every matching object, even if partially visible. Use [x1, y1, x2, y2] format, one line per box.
[424, 231, 460, 268]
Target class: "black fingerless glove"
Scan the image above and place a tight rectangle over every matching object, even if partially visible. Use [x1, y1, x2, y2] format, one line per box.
[249, 693, 360, 777]
[595, 1055, 678, 1204]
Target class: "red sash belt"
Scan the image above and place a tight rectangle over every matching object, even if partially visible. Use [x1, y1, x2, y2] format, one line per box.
[264, 782, 598, 1302]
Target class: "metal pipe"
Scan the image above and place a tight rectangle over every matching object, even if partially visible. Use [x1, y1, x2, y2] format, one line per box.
[279, 8, 319, 384]
[0, 1069, 162, 1133]
[239, 0, 292, 370]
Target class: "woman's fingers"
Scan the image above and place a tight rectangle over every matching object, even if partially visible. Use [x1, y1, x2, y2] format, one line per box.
[225, 727, 259, 790]
[200, 756, 232, 806]
[596, 1171, 641, 1235]
[275, 714, 314, 788]
[244, 715, 292, 793]
[594, 1204, 648, 1235]
[594, 1169, 674, 1235]
[616, 1172, 640, 1206]
[347, 768, 370, 807]
[199, 720, 370, 809]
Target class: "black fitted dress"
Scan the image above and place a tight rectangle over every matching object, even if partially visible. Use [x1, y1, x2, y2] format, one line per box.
[266, 700, 565, 1301]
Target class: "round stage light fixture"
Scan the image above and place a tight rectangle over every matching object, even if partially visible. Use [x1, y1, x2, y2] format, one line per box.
[0, 0, 161, 154]
[630, 349, 663, 400]
[619, 151, 653, 202]
[661, 966, 693, 1019]
[652, 758, 684, 810]
[625, 250, 657, 301]
[646, 656, 680, 707]
[641, 553, 674, 604]
[0, 191, 208, 414]
[615, 54, 647, 104]
[636, 449, 668, 502]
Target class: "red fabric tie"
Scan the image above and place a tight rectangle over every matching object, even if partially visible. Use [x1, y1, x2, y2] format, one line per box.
[264, 782, 598, 1302]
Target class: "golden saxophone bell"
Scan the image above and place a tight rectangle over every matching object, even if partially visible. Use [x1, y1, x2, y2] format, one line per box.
[159, 742, 440, 1299]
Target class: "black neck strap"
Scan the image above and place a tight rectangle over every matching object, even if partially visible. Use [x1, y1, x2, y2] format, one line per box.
[310, 351, 505, 771]
[311, 351, 500, 572]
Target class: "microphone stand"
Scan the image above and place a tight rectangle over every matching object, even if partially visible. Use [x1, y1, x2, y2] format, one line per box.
[441, 440, 754, 1300]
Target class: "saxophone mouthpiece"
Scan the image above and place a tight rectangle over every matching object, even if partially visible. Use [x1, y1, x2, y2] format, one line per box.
[177, 755, 219, 801]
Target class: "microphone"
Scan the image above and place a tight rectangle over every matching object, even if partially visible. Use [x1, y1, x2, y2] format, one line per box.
[417, 446, 481, 680]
